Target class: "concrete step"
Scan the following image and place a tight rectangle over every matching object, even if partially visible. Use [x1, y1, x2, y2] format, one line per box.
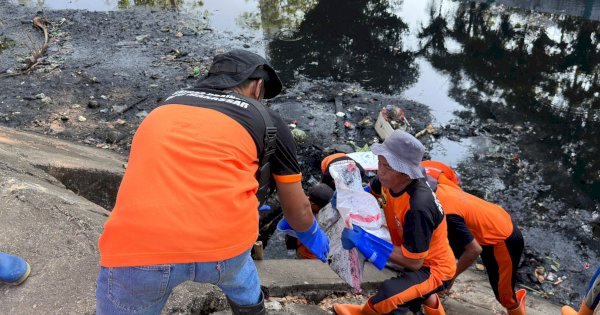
[255, 259, 563, 315]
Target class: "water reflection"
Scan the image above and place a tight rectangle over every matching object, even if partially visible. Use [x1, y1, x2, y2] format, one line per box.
[11, 0, 600, 201]
[473, 0, 600, 21]
[417, 1, 600, 202]
[257, 0, 318, 37]
[268, 0, 418, 94]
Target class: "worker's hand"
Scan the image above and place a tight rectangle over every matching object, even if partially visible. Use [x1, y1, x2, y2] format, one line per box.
[277, 218, 330, 263]
[341, 225, 393, 270]
[439, 278, 455, 297]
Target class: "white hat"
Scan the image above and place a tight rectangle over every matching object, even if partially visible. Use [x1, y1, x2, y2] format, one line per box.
[371, 130, 425, 179]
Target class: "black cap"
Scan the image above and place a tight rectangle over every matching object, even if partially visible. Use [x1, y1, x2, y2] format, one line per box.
[196, 49, 282, 99]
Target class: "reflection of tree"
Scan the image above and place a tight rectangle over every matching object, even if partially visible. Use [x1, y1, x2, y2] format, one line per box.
[418, 1, 450, 52]
[117, 0, 184, 10]
[267, 0, 417, 94]
[236, 12, 261, 30]
[418, 2, 600, 200]
[258, 0, 319, 37]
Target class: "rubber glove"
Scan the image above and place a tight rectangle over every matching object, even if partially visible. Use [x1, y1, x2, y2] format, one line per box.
[330, 191, 337, 209]
[277, 217, 329, 263]
[341, 225, 393, 270]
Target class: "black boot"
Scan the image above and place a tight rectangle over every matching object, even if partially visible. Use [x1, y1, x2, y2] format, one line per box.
[227, 294, 267, 315]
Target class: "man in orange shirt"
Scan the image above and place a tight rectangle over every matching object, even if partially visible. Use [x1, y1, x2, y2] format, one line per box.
[96, 50, 329, 315]
[333, 131, 455, 315]
[425, 162, 526, 315]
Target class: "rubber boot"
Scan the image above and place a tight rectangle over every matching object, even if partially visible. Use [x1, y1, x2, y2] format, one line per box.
[561, 301, 594, 315]
[333, 302, 379, 315]
[226, 294, 266, 315]
[423, 294, 446, 315]
[507, 289, 527, 315]
[0, 252, 31, 285]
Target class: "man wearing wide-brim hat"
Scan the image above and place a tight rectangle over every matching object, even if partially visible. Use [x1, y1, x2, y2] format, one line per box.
[333, 130, 456, 315]
[96, 50, 329, 315]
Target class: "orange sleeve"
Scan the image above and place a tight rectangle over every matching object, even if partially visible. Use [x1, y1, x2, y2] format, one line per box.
[273, 173, 302, 183]
[401, 245, 428, 259]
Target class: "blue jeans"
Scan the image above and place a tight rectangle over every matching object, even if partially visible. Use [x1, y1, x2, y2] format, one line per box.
[96, 249, 261, 314]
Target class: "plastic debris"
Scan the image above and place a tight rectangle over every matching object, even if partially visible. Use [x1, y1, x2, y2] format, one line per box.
[291, 128, 307, 143]
[374, 105, 409, 140]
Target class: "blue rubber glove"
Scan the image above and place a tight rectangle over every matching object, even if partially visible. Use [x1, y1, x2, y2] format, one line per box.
[330, 191, 337, 209]
[341, 225, 393, 270]
[277, 217, 330, 263]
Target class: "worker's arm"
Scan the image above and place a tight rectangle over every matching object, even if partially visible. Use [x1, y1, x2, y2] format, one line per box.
[455, 239, 482, 277]
[276, 180, 330, 262]
[341, 226, 425, 271]
[446, 214, 479, 278]
[440, 240, 481, 296]
[276, 181, 313, 231]
[389, 247, 425, 271]
[441, 214, 480, 295]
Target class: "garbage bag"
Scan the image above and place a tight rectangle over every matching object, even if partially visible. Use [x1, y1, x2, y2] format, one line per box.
[318, 158, 390, 292]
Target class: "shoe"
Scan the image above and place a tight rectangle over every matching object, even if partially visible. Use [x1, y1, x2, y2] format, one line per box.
[333, 302, 378, 315]
[0, 252, 31, 285]
[226, 293, 266, 315]
[561, 302, 593, 315]
[507, 289, 527, 315]
[561, 306, 578, 315]
[423, 294, 446, 315]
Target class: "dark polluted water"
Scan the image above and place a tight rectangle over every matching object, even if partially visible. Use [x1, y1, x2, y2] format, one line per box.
[11, 0, 600, 305]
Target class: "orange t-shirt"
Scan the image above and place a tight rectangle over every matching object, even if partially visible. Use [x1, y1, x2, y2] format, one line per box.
[436, 182, 513, 245]
[378, 178, 456, 282]
[99, 90, 302, 267]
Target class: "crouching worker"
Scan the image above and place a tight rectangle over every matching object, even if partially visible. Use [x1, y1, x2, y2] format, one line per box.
[333, 131, 456, 315]
[0, 252, 30, 285]
[427, 167, 526, 315]
[561, 266, 600, 314]
[96, 50, 329, 315]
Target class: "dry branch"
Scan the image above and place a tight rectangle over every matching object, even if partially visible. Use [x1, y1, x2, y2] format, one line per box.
[0, 16, 49, 78]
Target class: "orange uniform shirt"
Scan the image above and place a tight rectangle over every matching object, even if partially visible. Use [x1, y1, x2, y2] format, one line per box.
[375, 179, 456, 282]
[99, 89, 302, 267]
[436, 180, 513, 246]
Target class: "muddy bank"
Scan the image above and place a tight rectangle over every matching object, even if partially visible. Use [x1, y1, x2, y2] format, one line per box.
[0, 0, 597, 307]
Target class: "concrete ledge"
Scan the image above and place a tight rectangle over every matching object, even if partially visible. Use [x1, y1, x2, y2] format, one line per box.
[256, 259, 396, 297]
[256, 259, 563, 314]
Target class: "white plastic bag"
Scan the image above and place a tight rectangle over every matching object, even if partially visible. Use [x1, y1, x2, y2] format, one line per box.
[318, 159, 390, 292]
